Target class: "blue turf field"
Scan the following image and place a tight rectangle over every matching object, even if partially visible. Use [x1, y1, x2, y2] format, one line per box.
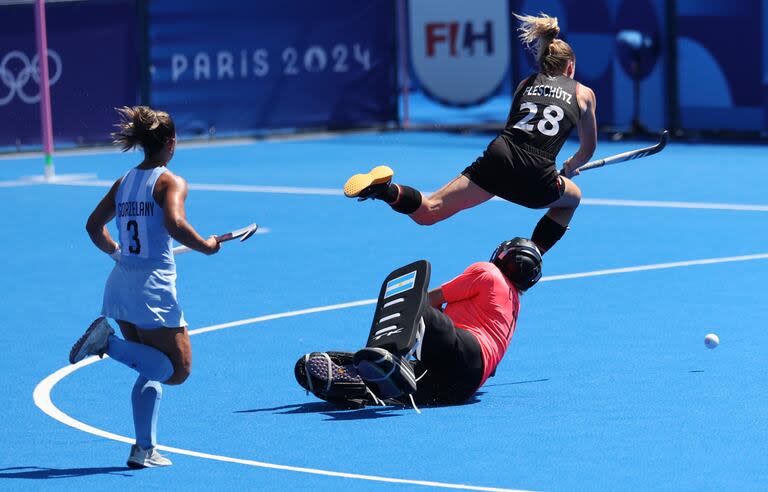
[1, 132, 767, 491]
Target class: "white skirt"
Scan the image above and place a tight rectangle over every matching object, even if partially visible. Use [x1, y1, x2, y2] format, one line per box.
[101, 260, 186, 329]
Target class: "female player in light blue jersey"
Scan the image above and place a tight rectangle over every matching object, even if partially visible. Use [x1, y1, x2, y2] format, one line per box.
[69, 106, 220, 468]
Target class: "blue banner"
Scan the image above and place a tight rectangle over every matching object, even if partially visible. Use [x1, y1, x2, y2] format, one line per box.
[0, 1, 138, 147]
[512, 0, 667, 132]
[149, 0, 397, 135]
[677, 0, 763, 131]
[765, 0, 768, 132]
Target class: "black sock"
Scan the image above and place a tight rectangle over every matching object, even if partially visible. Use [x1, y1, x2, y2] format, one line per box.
[380, 183, 400, 203]
[531, 215, 567, 254]
[389, 185, 422, 214]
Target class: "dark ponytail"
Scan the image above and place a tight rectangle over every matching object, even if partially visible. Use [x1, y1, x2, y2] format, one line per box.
[111, 106, 175, 154]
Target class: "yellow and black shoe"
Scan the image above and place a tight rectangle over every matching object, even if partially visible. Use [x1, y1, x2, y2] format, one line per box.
[343, 165, 393, 200]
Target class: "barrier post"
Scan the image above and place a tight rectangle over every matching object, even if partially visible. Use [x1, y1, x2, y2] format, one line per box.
[34, 0, 55, 180]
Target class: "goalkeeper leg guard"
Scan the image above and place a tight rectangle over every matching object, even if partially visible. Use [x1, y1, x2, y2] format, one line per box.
[354, 260, 430, 399]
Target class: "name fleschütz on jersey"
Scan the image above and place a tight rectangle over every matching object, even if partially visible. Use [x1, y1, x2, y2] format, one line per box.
[117, 201, 155, 217]
[523, 84, 573, 104]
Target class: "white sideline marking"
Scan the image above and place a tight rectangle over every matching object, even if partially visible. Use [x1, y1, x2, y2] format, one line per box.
[51, 179, 112, 187]
[0, 174, 98, 187]
[0, 129, 370, 160]
[540, 253, 768, 282]
[190, 183, 344, 196]
[4, 177, 768, 212]
[0, 180, 35, 188]
[33, 251, 768, 490]
[580, 197, 768, 212]
[20, 173, 99, 183]
[189, 299, 376, 336]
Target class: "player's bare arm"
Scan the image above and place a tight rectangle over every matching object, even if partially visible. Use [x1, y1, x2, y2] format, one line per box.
[562, 85, 597, 177]
[157, 173, 219, 255]
[85, 178, 121, 255]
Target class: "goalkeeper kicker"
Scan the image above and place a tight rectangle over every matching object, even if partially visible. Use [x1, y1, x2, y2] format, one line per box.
[295, 238, 543, 409]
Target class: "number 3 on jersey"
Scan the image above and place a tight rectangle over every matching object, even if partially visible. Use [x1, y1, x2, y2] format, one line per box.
[126, 220, 141, 254]
[513, 102, 565, 136]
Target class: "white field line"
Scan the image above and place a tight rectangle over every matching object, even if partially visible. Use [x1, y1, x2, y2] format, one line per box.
[0, 129, 371, 160]
[20, 173, 99, 183]
[0, 180, 39, 188]
[0, 176, 768, 212]
[540, 253, 768, 281]
[190, 299, 377, 335]
[4, 177, 768, 212]
[579, 197, 768, 212]
[33, 251, 768, 489]
[32, 359, 525, 492]
[189, 183, 344, 195]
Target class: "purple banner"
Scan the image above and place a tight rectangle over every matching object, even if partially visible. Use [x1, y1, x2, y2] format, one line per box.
[0, 1, 138, 147]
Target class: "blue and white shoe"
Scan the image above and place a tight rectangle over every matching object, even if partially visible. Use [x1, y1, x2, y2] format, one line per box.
[68, 316, 114, 364]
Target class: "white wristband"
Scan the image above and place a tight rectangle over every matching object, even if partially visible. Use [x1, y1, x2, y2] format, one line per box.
[109, 246, 121, 262]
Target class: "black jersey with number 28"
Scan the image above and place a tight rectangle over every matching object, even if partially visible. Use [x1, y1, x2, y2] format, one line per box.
[503, 73, 581, 158]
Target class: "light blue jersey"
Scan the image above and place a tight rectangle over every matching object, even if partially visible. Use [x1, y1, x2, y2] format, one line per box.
[115, 167, 174, 265]
[102, 166, 186, 329]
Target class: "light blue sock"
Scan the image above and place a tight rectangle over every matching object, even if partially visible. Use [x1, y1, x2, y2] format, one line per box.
[132, 376, 162, 450]
[106, 335, 174, 382]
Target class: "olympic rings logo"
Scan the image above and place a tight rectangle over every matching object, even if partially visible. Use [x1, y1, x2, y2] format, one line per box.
[0, 50, 62, 106]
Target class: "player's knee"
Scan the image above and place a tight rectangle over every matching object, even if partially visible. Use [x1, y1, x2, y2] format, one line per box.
[571, 182, 582, 205]
[164, 359, 191, 385]
[563, 180, 582, 208]
[413, 214, 440, 226]
[165, 367, 190, 385]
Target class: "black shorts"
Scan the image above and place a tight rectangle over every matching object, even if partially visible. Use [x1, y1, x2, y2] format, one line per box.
[412, 306, 484, 405]
[462, 135, 564, 209]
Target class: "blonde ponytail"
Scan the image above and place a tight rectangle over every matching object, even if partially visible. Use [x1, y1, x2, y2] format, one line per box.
[111, 106, 175, 154]
[514, 13, 574, 76]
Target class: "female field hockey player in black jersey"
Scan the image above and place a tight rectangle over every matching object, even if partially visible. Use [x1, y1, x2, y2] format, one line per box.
[344, 13, 597, 255]
[69, 106, 220, 468]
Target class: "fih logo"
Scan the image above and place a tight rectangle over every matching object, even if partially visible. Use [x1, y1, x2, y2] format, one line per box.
[425, 21, 494, 57]
[409, 0, 509, 106]
[0, 50, 62, 106]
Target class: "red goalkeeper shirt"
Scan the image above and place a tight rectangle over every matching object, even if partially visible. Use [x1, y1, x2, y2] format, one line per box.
[441, 262, 520, 387]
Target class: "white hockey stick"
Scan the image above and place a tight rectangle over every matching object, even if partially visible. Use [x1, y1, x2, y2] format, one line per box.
[173, 223, 258, 255]
[564, 130, 669, 175]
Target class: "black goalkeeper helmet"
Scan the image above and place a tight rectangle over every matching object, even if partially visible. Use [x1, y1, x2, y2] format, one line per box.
[490, 237, 543, 291]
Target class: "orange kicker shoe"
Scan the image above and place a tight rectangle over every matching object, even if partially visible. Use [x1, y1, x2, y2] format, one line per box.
[343, 165, 394, 199]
